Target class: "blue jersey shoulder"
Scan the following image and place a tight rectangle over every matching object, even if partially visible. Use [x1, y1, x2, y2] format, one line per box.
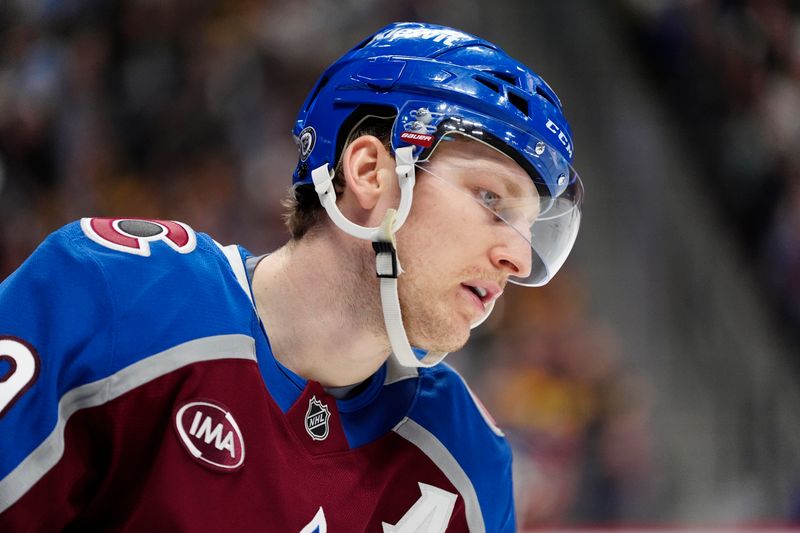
[0, 219, 257, 480]
[67, 219, 256, 366]
[410, 363, 515, 532]
[71, 218, 256, 364]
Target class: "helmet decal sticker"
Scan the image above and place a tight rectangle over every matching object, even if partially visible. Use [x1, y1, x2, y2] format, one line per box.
[298, 126, 316, 162]
[545, 119, 573, 158]
[372, 26, 474, 47]
[398, 106, 443, 148]
[399, 131, 434, 147]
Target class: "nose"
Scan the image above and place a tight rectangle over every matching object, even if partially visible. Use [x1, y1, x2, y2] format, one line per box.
[489, 225, 533, 279]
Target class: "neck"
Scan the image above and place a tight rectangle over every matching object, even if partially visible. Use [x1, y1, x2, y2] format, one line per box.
[251, 229, 391, 387]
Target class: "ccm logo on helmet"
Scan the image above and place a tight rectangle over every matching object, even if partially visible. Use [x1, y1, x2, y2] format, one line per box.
[174, 400, 245, 472]
[81, 218, 196, 256]
[545, 119, 573, 159]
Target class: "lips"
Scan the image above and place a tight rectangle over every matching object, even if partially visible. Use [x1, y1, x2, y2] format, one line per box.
[461, 280, 502, 311]
[470, 285, 488, 299]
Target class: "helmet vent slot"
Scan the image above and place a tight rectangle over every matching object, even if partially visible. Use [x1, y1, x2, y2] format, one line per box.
[474, 75, 501, 94]
[506, 90, 530, 117]
[535, 86, 558, 108]
[489, 71, 519, 86]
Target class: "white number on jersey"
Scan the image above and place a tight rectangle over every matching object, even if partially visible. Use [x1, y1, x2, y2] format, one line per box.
[382, 483, 457, 533]
[299, 506, 326, 533]
[0, 337, 40, 417]
[299, 483, 457, 532]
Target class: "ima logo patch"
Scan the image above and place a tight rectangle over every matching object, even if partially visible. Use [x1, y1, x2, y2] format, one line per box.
[304, 396, 330, 441]
[174, 399, 245, 472]
[81, 217, 196, 256]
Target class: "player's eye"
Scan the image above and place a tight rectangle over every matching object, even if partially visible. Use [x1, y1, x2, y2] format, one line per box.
[476, 189, 502, 210]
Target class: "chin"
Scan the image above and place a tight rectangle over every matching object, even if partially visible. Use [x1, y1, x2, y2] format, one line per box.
[408, 321, 471, 354]
[398, 289, 474, 353]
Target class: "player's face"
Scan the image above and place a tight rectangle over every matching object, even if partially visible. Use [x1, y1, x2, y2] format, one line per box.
[395, 138, 535, 352]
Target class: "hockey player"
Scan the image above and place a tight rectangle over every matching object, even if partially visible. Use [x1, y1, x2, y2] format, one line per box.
[0, 22, 582, 531]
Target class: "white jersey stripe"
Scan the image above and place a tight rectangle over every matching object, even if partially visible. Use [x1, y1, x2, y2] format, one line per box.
[0, 334, 256, 513]
[392, 417, 485, 533]
[214, 241, 255, 306]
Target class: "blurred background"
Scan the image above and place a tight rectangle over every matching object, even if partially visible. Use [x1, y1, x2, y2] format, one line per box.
[1, 0, 799, 529]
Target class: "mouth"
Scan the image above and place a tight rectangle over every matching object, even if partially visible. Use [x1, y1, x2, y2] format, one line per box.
[461, 280, 502, 311]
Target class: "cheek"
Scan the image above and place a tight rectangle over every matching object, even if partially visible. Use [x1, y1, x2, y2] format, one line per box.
[399, 223, 467, 289]
[398, 182, 491, 268]
[413, 182, 480, 231]
[401, 200, 455, 255]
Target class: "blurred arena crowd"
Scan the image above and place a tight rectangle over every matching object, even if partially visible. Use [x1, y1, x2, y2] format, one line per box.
[1, 0, 798, 527]
[622, 0, 800, 357]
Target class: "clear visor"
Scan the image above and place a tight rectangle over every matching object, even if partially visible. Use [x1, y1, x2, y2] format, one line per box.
[410, 132, 583, 287]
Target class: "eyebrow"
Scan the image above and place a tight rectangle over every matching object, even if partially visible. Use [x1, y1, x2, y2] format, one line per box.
[499, 174, 523, 197]
[444, 151, 538, 198]
[494, 171, 538, 200]
[496, 173, 542, 223]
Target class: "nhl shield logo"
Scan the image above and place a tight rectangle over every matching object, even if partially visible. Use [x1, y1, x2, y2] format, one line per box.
[304, 396, 330, 441]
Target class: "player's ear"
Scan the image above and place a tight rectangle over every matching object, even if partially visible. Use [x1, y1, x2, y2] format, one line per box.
[339, 135, 396, 212]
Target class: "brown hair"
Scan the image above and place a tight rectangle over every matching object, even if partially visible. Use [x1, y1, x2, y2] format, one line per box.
[282, 116, 393, 240]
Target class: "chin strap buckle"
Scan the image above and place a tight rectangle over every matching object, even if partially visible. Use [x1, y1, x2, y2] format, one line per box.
[372, 241, 398, 279]
[373, 208, 400, 279]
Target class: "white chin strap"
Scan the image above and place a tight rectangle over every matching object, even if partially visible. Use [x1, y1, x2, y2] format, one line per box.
[311, 146, 494, 368]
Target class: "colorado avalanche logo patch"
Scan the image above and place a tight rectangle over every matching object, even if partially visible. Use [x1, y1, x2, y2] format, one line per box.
[81, 218, 196, 257]
[304, 396, 330, 441]
[174, 399, 245, 472]
[297, 126, 316, 162]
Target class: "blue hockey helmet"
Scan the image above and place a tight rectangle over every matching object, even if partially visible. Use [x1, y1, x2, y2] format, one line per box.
[292, 21, 582, 288]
